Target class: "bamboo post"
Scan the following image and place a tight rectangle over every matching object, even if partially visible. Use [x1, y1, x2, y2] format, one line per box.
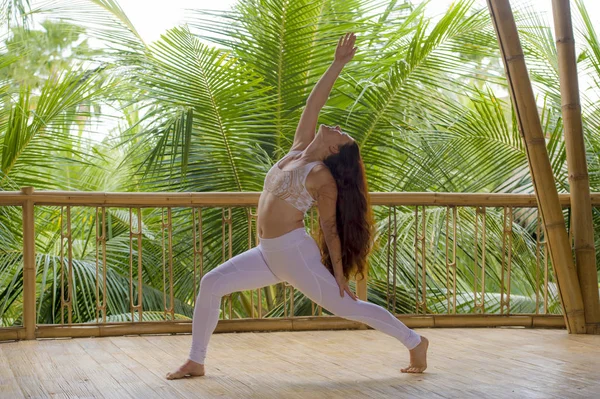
[356, 268, 369, 330]
[356, 269, 367, 301]
[486, 0, 586, 333]
[21, 186, 36, 340]
[551, 0, 600, 334]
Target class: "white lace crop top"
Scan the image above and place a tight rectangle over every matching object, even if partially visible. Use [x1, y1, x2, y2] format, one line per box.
[263, 150, 323, 214]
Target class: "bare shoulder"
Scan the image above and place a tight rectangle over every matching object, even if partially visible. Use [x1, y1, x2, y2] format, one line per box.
[306, 164, 336, 200]
[308, 164, 334, 185]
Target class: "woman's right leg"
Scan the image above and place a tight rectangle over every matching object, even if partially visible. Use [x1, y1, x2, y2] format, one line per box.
[166, 246, 283, 379]
[259, 232, 428, 372]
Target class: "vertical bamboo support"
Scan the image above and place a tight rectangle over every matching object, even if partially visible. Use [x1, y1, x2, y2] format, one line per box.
[221, 208, 233, 319]
[309, 208, 323, 316]
[486, 0, 586, 333]
[535, 214, 541, 314]
[356, 267, 368, 301]
[392, 208, 398, 311]
[60, 205, 73, 325]
[129, 208, 143, 322]
[445, 206, 457, 314]
[95, 207, 107, 323]
[473, 207, 487, 313]
[356, 203, 368, 302]
[552, 0, 600, 333]
[536, 213, 550, 314]
[386, 206, 399, 312]
[283, 282, 294, 317]
[500, 207, 513, 314]
[386, 207, 392, 311]
[21, 187, 36, 340]
[414, 206, 427, 314]
[247, 207, 260, 318]
[162, 208, 175, 320]
[192, 207, 204, 307]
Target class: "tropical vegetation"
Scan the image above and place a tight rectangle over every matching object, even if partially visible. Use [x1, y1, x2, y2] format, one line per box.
[1, 0, 599, 327]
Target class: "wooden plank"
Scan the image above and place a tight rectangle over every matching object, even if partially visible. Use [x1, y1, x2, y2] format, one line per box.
[37, 338, 111, 398]
[244, 331, 371, 399]
[111, 335, 233, 398]
[284, 330, 445, 399]
[2, 329, 599, 398]
[153, 333, 283, 398]
[2, 341, 51, 398]
[76, 338, 163, 399]
[436, 329, 596, 398]
[0, 344, 24, 398]
[26, 340, 78, 398]
[97, 338, 181, 399]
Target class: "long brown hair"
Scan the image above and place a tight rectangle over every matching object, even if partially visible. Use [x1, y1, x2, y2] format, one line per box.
[317, 142, 374, 282]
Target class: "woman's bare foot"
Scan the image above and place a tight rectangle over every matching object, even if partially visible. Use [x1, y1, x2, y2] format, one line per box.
[166, 360, 205, 380]
[401, 335, 429, 373]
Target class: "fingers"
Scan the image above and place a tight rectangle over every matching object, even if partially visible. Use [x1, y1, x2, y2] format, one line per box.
[337, 278, 357, 300]
[340, 32, 356, 48]
[345, 286, 358, 301]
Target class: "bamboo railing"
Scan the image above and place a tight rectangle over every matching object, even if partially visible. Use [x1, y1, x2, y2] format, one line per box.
[1, 189, 599, 342]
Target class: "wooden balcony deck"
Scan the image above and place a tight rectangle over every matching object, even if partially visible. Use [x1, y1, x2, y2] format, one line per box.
[2, 328, 599, 398]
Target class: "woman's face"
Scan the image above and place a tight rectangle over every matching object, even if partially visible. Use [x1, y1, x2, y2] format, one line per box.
[318, 124, 354, 152]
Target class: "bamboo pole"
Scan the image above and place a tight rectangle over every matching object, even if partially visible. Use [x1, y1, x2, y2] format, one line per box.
[356, 270, 367, 301]
[355, 270, 368, 329]
[551, 0, 600, 334]
[0, 327, 27, 341]
[3, 190, 600, 207]
[21, 187, 36, 340]
[30, 314, 565, 339]
[486, 0, 586, 333]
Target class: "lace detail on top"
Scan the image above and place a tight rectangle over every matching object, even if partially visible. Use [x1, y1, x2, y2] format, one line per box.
[263, 150, 322, 214]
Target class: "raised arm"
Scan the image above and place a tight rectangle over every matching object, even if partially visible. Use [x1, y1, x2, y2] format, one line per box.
[290, 32, 357, 152]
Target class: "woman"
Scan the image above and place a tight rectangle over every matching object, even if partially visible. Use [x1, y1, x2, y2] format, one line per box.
[167, 32, 429, 380]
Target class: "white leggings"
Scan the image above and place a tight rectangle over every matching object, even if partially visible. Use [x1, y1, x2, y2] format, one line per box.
[188, 227, 421, 364]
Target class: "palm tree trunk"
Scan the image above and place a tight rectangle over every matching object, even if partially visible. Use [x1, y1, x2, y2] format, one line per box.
[551, 0, 600, 335]
[486, 0, 586, 333]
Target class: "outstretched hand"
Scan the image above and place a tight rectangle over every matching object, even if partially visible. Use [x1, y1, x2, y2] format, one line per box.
[334, 32, 357, 65]
[335, 275, 358, 301]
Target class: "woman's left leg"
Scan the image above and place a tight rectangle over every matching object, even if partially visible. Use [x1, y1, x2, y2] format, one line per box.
[260, 233, 428, 372]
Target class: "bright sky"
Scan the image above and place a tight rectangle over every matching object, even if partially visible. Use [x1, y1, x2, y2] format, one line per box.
[116, 0, 600, 45]
[118, 0, 237, 44]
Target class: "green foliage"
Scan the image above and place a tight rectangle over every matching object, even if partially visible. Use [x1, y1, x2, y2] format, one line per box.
[0, 0, 598, 327]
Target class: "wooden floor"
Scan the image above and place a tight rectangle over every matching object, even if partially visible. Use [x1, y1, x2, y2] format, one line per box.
[1, 328, 599, 399]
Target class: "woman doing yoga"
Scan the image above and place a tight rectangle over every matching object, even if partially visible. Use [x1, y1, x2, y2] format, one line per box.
[167, 32, 429, 380]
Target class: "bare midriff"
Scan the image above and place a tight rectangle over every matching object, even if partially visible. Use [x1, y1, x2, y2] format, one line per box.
[256, 191, 306, 239]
